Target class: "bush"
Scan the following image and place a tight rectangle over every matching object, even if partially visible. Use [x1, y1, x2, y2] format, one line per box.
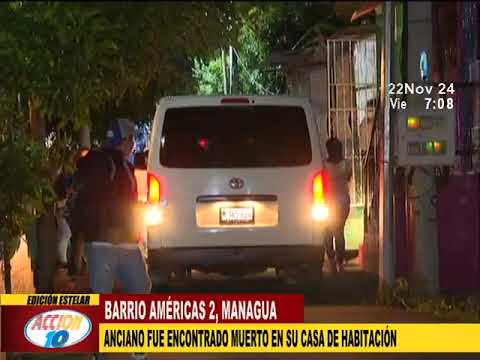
[0, 132, 54, 270]
[379, 278, 480, 322]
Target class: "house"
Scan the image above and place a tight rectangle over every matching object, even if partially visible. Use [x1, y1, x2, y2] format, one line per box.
[274, 1, 480, 295]
[270, 24, 379, 258]
[349, 1, 480, 294]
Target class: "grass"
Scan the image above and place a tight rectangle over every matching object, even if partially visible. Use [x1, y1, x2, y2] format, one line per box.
[345, 205, 364, 251]
[379, 278, 480, 322]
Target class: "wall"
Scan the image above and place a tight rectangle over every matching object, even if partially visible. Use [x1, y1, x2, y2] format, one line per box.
[0, 238, 35, 293]
[309, 66, 329, 150]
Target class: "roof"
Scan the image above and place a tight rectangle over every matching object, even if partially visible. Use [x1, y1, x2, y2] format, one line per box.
[335, 2, 365, 21]
[268, 34, 327, 69]
[351, 2, 383, 22]
[328, 24, 378, 40]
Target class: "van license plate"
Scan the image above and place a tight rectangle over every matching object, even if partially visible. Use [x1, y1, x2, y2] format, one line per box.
[220, 207, 254, 225]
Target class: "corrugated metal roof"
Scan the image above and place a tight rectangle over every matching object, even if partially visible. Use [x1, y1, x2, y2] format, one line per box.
[328, 24, 378, 40]
[351, 2, 383, 22]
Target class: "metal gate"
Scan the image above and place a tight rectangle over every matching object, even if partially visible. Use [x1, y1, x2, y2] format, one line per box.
[327, 34, 378, 207]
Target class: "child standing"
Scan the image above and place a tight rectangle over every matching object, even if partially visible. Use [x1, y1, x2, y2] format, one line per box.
[324, 137, 351, 273]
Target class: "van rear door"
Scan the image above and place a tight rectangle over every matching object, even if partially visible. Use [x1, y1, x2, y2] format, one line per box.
[147, 97, 323, 248]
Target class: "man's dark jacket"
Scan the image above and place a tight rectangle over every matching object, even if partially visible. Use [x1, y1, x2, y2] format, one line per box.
[71, 147, 138, 244]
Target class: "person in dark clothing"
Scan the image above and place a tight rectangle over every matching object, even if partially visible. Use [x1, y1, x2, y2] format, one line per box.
[67, 147, 90, 276]
[324, 137, 351, 273]
[75, 118, 151, 294]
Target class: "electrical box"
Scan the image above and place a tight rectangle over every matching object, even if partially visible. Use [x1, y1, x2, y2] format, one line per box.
[396, 107, 456, 166]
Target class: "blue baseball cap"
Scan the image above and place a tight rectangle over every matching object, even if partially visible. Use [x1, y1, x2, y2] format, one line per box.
[106, 118, 136, 147]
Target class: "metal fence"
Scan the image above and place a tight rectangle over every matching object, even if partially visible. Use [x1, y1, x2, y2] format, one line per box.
[327, 35, 378, 206]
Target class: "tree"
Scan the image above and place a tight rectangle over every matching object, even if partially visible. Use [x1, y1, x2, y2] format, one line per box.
[192, 19, 285, 96]
[244, 1, 344, 51]
[235, 22, 284, 95]
[0, 1, 239, 136]
[0, 2, 241, 291]
[192, 2, 346, 96]
[192, 56, 227, 96]
[0, 115, 53, 293]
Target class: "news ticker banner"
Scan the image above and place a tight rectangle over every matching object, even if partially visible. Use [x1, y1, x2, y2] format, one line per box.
[1, 293, 302, 353]
[2, 294, 480, 353]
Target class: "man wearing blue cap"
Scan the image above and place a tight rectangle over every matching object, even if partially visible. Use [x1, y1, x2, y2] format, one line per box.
[74, 118, 151, 295]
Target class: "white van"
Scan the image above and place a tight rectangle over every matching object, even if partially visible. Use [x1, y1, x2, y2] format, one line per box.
[144, 96, 330, 285]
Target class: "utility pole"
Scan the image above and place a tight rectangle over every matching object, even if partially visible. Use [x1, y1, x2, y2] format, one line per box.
[221, 48, 228, 95]
[231, 47, 239, 95]
[229, 46, 233, 95]
[379, 1, 396, 291]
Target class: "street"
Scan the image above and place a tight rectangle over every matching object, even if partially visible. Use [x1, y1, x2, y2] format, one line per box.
[8, 262, 480, 360]
[155, 262, 378, 307]
[1, 1, 480, 358]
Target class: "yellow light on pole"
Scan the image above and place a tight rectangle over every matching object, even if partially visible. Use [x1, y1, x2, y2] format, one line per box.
[407, 117, 420, 129]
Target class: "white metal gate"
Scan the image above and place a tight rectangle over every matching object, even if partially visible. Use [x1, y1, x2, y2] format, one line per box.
[327, 35, 378, 206]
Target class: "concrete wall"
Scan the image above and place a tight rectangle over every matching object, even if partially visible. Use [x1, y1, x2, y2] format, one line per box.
[309, 66, 329, 153]
[0, 238, 35, 294]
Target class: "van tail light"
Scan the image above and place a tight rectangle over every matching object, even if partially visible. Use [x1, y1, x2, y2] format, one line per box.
[147, 172, 161, 204]
[146, 172, 163, 225]
[311, 170, 329, 222]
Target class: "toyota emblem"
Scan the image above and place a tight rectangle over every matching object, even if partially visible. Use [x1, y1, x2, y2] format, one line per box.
[229, 178, 244, 190]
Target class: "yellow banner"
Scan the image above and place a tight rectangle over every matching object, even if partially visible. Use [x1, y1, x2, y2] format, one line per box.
[0, 294, 99, 306]
[99, 323, 480, 353]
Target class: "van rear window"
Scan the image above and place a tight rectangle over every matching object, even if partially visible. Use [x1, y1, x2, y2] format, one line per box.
[159, 106, 312, 168]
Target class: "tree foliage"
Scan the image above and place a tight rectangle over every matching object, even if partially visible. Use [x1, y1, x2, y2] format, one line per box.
[236, 23, 284, 94]
[244, 1, 344, 51]
[192, 2, 346, 96]
[0, 2, 240, 271]
[192, 56, 226, 96]
[192, 14, 284, 96]
[0, 124, 54, 261]
[0, 1, 239, 133]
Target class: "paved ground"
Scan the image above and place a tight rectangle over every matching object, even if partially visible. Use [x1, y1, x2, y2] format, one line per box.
[5, 262, 480, 359]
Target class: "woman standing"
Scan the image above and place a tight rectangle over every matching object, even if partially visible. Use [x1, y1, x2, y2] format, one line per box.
[324, 137, 351, 273]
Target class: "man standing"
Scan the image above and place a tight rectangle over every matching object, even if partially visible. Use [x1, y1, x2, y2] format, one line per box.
[67, 146, 90, 277]
[76, 118, 151, 294]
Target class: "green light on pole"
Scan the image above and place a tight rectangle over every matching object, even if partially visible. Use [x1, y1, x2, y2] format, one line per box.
[426, 141, 434, 153]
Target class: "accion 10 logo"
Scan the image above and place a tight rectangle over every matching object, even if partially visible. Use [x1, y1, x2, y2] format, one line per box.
[24, 309, 92, 348]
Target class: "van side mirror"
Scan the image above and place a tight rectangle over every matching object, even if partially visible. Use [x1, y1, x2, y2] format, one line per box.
[133, 152, 148, 170]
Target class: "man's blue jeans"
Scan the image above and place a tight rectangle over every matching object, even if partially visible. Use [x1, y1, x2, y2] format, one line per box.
[86, 242, 151, 293]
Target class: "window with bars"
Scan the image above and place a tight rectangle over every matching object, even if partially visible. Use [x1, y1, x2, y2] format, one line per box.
[327, 35, 378, 206]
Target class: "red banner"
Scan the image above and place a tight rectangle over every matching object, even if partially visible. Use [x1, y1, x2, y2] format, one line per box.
[2, 305, 99, 353]
[100, 294, 304, 323]
[1, 293, 303, 353]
